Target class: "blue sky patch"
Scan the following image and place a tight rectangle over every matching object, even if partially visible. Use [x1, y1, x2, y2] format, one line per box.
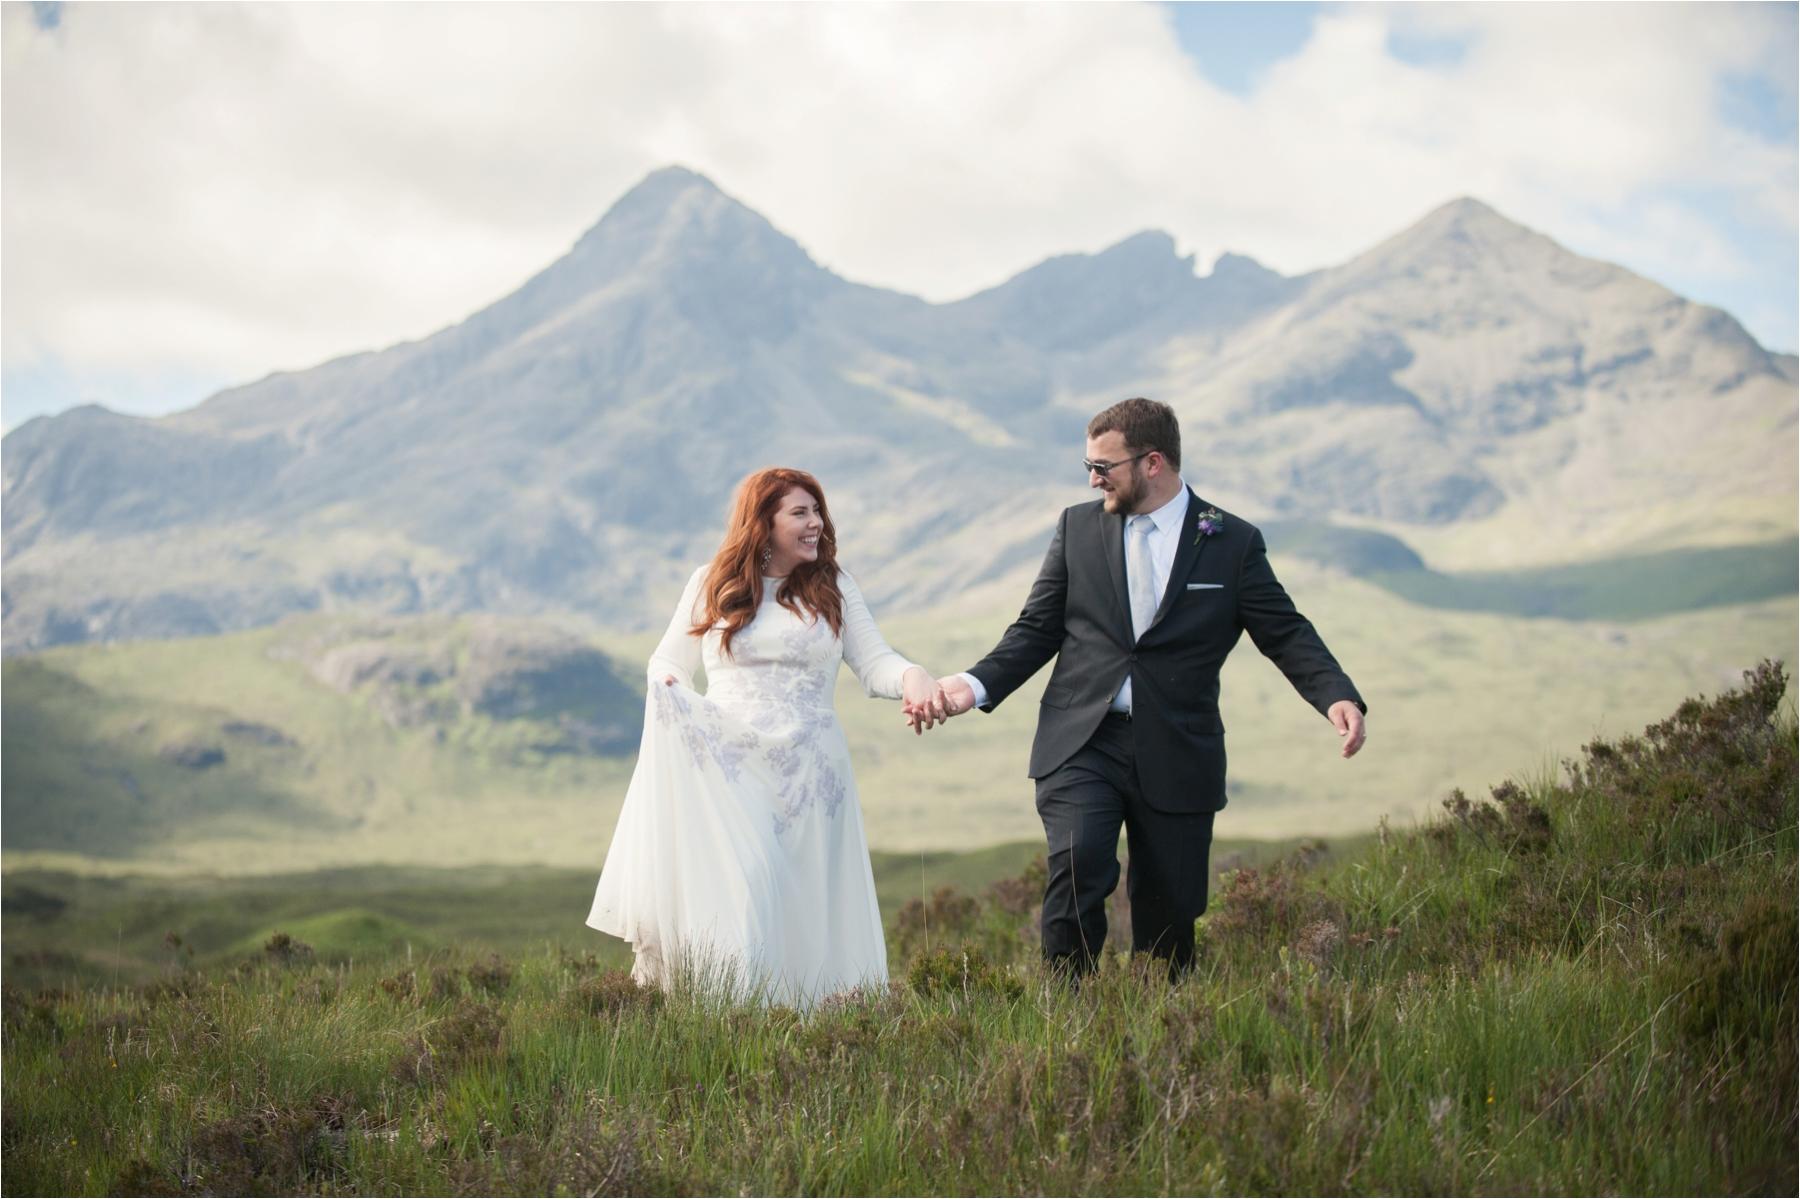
[1163, 0, 1320, 95]
[1, 357, 232, 433]
[1720, 71, 1798, 144]
[1384, 25, 1471, 70]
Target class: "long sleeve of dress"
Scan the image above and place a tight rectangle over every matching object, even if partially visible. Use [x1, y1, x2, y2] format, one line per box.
[646, 566, 708, 690]
[837, 571, 918, 699]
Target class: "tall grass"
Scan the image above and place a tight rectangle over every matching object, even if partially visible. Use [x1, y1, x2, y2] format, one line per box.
[4, 662, 1794, 1195]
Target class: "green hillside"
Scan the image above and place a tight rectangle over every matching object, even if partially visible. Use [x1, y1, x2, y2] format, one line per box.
[2, 665, 1791, 1196]
[1, 836, 1354, 994]
[1263, 524, 1797, 621]
[1, 613, 642, 873]
[3, 557, 1794, 871]
[1368, 535, 1799, 620]
[831, 564, 1795, 848]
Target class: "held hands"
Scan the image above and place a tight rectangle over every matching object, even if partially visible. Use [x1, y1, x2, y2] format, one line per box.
[897, 676, 1364, 752]
[900, 667, 946, 736]
[902, 673, 976, 735]
[1328, 700, 1367, 759]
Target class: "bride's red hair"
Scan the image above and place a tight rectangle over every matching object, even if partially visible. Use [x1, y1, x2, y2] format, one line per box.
[693, 467, 844, 658]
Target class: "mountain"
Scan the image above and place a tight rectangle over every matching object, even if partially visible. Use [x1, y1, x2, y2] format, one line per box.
[1135, 198, 1796, 535]
[943, 232, 1303, 352]
[3, 169, 1793, 652]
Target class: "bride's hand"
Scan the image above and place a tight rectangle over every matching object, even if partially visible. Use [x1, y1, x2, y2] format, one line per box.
[900, 667, 946, 735]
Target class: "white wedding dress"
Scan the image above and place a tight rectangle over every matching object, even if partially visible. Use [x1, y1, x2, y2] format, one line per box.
[586, 567, 916, 1008]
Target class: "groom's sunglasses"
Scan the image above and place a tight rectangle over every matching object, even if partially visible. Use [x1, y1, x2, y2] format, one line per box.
[1083, 451, 1152, 478]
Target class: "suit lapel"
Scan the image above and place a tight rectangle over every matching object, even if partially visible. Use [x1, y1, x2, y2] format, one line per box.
[1148, 487, 1207, 632]
[1099, 508, 1132, 641]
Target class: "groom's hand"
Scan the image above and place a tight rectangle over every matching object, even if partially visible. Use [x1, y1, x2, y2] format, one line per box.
[902, 675, 976, 734]
[1329, 700, 1366, 758]
[937, 675, 976, 717]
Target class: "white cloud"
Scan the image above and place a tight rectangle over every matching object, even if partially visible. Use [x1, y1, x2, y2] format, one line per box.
[2, 0, 1793, 406]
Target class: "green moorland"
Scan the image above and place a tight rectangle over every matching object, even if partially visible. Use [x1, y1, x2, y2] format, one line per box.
[2, 664, 1793, 1195]
[0, 842, 1022, 994]
[5, 559, 1793, 874]
[1261, 524, 1799, 622]
[0, 834, 1339, 995]
[1369, 535, 1800, 621]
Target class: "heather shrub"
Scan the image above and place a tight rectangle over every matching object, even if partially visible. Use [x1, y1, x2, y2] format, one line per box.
[261, 930, 315, 967]
[1566, 658, 1794, 853]
[182, 1092, 360, 1195]
[572, 969, 663, 1016]
[905, 945, 1024, 1000]
[392, 998, 506, 1086]
[892, 884, 980, 961]
[466, 952, 515, 997]
[1677, 895, 1799, 1057]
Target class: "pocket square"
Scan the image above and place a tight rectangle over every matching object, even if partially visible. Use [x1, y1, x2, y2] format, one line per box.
[1186, 583, 1224, 590]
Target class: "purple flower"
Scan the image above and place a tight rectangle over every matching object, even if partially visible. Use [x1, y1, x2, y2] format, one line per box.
[1193, 507, 1224, 545]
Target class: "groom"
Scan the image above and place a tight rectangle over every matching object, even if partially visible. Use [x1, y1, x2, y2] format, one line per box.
[914, 397, 1367, 976]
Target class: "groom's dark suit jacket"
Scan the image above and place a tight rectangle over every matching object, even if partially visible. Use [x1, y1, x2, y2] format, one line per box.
[968, 488, 1365, 814]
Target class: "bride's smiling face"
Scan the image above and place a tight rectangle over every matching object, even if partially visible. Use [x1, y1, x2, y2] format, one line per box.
[765, 486, 823, 576]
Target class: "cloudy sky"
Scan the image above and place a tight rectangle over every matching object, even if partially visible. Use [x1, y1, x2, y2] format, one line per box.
[3, 0, 1795, 431]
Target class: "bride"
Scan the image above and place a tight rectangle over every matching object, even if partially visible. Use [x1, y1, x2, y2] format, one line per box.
[586, 467, 945, 1007]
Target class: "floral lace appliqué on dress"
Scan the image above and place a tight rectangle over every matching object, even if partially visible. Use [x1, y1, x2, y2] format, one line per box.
[587, 569, 916, 1010]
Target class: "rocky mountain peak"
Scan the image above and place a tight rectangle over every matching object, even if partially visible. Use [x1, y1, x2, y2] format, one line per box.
[1091, 229, 1193, 274]
[963, 228, 1192, 300]
[1299, 193, 1636, 322]
[944, 229, 1203, 350]
[1207, 251, 1283, 284]
[1416, 194, 1512, 233]
[406, 166, 837, 365]
[1372, 195, 1618, 289]
[564, 165, 826, 288]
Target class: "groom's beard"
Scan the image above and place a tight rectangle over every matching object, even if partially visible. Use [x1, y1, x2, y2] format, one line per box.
[1101, 466, 1146, 514]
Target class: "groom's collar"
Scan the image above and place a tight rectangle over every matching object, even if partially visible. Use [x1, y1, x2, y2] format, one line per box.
[1133, 478, 1190, 533]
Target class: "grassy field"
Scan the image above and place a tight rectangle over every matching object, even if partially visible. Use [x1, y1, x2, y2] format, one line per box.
[1263, 526, 1799, 621]
[830, 564, 1795, 847]
[0, 835, 1349, 996]
[4, 551, 1794, 872]
[1369, 535, 1798, 621]
[3, 665, 1792, 1195]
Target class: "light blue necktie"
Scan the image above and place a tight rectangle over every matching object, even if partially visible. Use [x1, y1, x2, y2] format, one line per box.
[1127, 514, 1157, 642]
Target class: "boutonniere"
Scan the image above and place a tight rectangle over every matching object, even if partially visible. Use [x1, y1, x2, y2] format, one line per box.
[1193, 507, 1224, 546]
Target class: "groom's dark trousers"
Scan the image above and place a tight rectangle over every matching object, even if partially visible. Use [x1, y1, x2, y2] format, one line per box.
[966, 489, 1364, 975]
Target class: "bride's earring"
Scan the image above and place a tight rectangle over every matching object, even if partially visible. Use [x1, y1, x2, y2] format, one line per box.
[760, 546, 773, 569]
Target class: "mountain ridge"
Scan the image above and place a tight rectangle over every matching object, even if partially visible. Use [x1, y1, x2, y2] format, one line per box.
[4, 168, 1792, 653]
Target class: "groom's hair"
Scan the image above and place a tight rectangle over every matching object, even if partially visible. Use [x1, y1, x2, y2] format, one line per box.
[1088, 397, 1180, 470]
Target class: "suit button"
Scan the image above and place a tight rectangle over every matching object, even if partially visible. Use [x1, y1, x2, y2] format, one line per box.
[1128, 653, 1138, 663]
